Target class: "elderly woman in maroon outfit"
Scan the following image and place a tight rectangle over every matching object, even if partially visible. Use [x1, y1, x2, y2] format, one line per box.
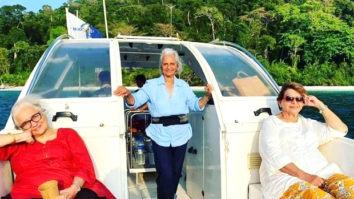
[0, 96, 115, 199]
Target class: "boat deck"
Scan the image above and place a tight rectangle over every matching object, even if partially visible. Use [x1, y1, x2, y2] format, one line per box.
[128, 172, 190, 199]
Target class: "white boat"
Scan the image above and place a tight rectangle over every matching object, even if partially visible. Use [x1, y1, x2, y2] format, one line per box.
[0, 35, 353, 199]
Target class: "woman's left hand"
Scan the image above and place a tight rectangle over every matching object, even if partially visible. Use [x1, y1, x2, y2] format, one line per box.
[205, 84, 213, 97]
[58, 185, 79, 199]
[305, 94, 348, 133]
[198, 84, 214, 109]
[17, 132, 35, 144]
[304, 95, 324, 109]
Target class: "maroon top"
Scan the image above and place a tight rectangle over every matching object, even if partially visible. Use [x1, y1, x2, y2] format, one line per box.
[0, 128, 115, 199]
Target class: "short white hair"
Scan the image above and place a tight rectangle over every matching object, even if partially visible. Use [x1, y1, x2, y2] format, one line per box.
[11, 95, 43, 129]
[159, 48, 183, 75]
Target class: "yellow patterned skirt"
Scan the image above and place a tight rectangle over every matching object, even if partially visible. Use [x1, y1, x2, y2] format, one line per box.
[280, 174, 354, 199]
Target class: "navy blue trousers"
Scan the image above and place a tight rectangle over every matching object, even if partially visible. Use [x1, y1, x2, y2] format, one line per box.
[152, 140, 187, 199]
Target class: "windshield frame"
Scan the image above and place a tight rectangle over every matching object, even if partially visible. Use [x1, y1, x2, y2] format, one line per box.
[192, 42, 279, 97]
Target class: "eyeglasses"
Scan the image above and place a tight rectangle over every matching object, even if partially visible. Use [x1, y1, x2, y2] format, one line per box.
[284, 95, 304, 103]
[19, 112, 42, 130]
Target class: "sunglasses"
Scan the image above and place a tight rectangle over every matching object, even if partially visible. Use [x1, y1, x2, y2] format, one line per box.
[284, 95, 304, 103]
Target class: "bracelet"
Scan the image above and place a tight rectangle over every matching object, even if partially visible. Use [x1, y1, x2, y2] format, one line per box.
[72, 182, 81, 192]
[7, 133, 16, 144]
[319, 104, 328, 114]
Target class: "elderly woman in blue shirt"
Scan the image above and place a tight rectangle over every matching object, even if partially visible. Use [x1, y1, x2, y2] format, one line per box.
[114, 48, 213, 199]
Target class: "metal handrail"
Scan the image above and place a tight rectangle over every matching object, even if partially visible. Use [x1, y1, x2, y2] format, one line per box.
[116, 34, 180, 41]
[125, 110, 152, 169]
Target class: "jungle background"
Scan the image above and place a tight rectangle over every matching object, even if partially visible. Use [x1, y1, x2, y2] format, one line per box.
[0, 0, 353, 86]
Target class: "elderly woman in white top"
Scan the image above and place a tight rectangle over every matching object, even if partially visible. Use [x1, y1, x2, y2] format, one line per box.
[259, 82, 353, 199]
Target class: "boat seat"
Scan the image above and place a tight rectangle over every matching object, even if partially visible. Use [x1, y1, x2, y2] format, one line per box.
[248, 152, 262, 199]
[249, 183, 262, 199]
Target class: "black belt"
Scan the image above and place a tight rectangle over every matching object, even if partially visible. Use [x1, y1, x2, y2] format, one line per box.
[151, 114, 188, 126]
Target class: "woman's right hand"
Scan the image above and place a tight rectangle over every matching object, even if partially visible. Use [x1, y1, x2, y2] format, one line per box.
[114, 86, 135, 105]
[114, 86, 131, 97]
[303, 173, 325, 188]
[280, 163, 325, 188]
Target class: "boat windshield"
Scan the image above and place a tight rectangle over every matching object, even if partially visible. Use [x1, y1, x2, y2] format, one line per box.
[195, 44, 277, 97]
[28, 41, 111, 98]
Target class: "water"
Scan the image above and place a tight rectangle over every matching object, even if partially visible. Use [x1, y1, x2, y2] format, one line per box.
[0, 91, 21, 128]
[0, 90, 353, 139]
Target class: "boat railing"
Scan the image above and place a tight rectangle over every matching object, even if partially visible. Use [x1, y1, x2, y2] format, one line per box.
[116, 34, 181, 41]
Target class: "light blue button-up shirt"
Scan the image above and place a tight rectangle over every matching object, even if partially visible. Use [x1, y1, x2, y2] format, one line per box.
[128, 75, 203, 147]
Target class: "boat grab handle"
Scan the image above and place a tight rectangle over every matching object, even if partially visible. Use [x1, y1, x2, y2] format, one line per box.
[52, 111, 78, 122]
[254, 108, 272, 116]
[187, 146, 197, 155]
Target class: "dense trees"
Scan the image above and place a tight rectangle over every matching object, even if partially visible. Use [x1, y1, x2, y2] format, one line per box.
[0, 0, 353, 86]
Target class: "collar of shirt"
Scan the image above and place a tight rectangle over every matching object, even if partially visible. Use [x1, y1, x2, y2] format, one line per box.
[156, 75, 184, 87]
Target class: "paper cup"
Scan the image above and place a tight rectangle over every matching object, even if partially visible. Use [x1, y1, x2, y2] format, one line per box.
[38, 180, 59, 199]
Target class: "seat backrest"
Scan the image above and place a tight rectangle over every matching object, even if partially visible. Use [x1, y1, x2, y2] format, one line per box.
[247, 131, 263, 199]
[248, 152, 262, 183]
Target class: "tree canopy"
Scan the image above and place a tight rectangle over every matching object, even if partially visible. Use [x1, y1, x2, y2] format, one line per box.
[0, 0, 353, 86]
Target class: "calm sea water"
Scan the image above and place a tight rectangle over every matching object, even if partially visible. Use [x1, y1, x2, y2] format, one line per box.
[0, 90, 353, 139]
[0, 91, 21, 128]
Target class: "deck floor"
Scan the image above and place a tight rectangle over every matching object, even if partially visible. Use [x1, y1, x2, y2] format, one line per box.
[128, 172, 190, 199]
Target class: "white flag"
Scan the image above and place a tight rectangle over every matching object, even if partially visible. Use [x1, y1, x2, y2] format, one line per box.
[66, 8, 90, 39]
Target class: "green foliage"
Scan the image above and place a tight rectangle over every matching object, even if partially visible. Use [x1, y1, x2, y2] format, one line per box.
[0, 48, 10, 74]
[0, 28, 27, 49]
[259, 57, 295, 85]
[0, 5, 26, 34]
[281, 33, 305, 68]
[0, 72, 30, 86]
[333, 0, 354, 26]
[47, 26, 67, 45]
[273, 1, 353, 67]
[122, 68, 160, 86]
[257, 35, 276, 59]
[179, 66, 204, 86]
[0, 0, 352, 86]
[195, 6, 223, 40]
[10, 41, 46, 73]
[111, 22, 138, 36]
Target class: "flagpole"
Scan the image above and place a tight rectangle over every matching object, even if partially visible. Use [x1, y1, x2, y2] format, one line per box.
[103, 0, 109, 38]
[65, 7, 70, 36]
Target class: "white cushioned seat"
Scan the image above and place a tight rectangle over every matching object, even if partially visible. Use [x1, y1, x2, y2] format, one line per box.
[249, 183, 262, 199]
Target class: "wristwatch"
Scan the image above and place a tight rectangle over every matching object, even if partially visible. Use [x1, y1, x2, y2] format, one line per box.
[319, 104, 328, 114]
